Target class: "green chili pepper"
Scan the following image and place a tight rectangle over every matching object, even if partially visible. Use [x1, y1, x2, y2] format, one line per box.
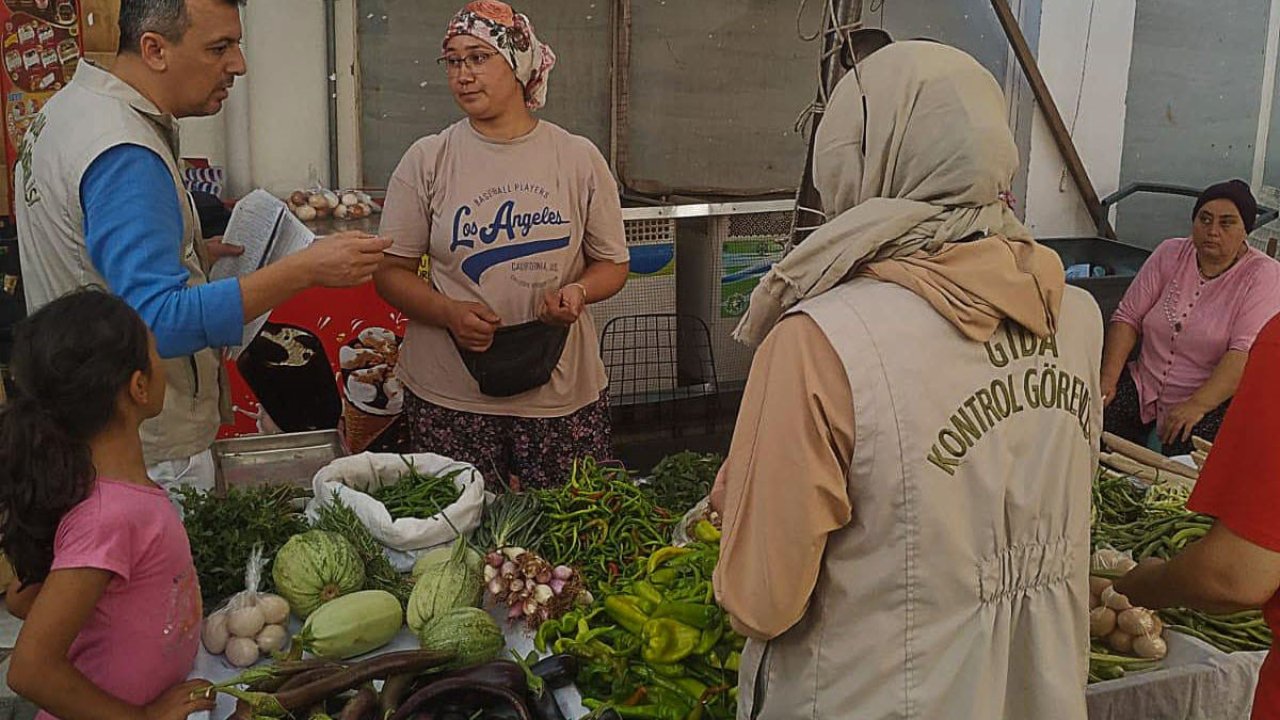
[642, 618, 703, 664]
[647, 662, 686, 678]
[644, 687, 696, 714]
[647, 546, 693, 574]
[724, 651, 741, 672]
[652, 601, 720, 631]
[606, 595, 651, 635]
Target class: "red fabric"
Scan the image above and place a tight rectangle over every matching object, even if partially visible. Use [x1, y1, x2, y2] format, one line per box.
[1186, 313, 1280, 720]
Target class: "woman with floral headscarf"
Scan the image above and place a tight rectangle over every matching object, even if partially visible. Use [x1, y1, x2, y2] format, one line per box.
[374, 1, 630, 490]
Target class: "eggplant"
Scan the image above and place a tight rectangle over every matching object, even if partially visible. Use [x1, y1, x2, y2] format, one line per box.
[531, 655, 579, 690]
[389, 679, 533, 720]
[528, 689, 568, 720]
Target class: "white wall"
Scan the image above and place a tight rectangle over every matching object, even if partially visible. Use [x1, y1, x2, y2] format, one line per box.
[1022, 0, 1137, 237]
[178, 0, 331, 197]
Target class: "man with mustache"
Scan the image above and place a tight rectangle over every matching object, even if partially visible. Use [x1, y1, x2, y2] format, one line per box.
[14, 0, 391, 491]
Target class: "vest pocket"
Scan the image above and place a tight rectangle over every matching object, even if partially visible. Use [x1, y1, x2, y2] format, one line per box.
[745, 641, 772, 720]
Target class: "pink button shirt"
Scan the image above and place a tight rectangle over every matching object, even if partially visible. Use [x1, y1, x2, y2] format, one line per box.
[34, 478, 203, 720]
[1112, 237, 1280, 426]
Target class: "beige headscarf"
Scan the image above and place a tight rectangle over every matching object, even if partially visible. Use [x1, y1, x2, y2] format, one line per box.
[734, 41, 1062, 347]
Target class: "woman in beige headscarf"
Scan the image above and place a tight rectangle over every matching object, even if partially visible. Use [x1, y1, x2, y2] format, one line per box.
[712, 40, 1102, 719]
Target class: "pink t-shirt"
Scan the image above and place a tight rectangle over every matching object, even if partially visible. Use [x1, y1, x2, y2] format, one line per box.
[1112, 237, 1280, 425]
[35, 478, 202, 720]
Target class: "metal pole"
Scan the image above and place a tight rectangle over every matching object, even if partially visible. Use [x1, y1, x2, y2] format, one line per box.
[789, 0, 862, 250]
[324, 0, 340, 190]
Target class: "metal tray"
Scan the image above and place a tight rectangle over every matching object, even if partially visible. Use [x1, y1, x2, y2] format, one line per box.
[211, 429, 345, 495]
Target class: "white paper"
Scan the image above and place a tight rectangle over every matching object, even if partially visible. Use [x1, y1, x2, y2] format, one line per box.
[210, 190, 316, 358]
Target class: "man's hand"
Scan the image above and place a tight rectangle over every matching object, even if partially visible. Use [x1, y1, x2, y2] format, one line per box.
[1160, 400, 1209, 446]
[538, 284, 587, 327]
[447, 300, 501, 352]
[1101, 374, 1119, 410]
[204, 236, 245, 264]
[298, 232, 393, 288]
[142, 680, 216, 720]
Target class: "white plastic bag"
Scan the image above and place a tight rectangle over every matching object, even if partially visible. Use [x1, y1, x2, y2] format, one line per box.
[307, 452, 486, 571]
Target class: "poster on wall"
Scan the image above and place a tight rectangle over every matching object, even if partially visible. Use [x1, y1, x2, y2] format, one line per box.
[0, 0, 80, 212]
[219, 282, 410, 455]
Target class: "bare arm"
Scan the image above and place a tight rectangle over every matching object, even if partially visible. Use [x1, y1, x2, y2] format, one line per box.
[1161, 350, 1249, 445]
[539, 259, 630, 326]
[8, 569, 215, 720]
[1100, 321, 1139, 407]
[4, 579, 39, 620]
[1116, 522, 1280, 614]
[240, 232, 393, 321]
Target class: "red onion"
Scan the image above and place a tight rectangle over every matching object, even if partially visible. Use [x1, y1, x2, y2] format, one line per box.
[549, 578, 567, 596]
[552, 566, 573, 581]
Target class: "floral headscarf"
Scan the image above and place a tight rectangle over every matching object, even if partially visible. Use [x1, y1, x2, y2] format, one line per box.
[444, 1, 557, 111]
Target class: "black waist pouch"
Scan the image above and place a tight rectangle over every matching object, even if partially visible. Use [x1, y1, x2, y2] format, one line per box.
[455, 321, 570, 398]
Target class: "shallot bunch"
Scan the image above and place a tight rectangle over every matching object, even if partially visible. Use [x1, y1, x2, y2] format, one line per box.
[483, 547, 592, 629]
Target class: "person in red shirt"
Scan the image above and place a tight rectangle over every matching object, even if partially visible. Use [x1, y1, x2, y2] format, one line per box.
[1117, 311, 1280, 719]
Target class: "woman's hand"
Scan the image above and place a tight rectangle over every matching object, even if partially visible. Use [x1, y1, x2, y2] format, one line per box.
[447, 300, 500, 352]
[1160, 400, 1209, 447]
[539, 284, 587, 327]
[143, 680, 216, 720]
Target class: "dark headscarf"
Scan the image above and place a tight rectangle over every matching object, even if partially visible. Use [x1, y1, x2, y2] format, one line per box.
[1194, 180, 1258, 232]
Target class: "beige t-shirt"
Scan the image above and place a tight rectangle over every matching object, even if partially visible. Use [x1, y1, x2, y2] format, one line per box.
[380, 120, 629, 418]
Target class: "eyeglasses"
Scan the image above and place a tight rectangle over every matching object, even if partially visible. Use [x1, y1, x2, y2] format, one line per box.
[437, 51, 499, 76]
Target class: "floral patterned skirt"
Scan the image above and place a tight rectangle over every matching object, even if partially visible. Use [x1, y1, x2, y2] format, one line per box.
[401, 390, 613, 490]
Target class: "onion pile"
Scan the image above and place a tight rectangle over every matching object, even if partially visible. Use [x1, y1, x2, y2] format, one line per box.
[287, 188, 380, 222]
[1090, 577, 1168, 660]
[483, 547, 592, 629]
[203, 592, 292, 667]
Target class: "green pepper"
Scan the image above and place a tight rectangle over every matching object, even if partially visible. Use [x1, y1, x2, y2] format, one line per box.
[534, 618, 562, 653]
[692, 520, 722, 543]
[633, 581, 665, 608]
[647, 546, 693, 574]
[642, 618, 702, 664]
[649, 568, 679, 587]
[694, 624, 723, 655]
[652, 601, 720, 631]
[605, 595, 651, 635]
[724, 651, 741, 672]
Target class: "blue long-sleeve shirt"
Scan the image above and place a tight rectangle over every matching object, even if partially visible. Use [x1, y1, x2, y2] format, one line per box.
[80, 144, 244, 358]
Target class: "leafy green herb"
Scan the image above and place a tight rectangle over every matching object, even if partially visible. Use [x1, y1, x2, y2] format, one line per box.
[174, 485, 308, 609]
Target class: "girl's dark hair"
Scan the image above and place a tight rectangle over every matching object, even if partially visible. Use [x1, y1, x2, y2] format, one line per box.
[0, 289, 152, 586]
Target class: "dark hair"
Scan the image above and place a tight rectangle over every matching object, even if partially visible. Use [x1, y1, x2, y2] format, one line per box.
[118, 0, 246, 54]
[0, 289, 152, 586]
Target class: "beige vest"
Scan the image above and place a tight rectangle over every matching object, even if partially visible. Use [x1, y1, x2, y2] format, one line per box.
[14, 61, 225, 464]
[740, 279, 1102, 720]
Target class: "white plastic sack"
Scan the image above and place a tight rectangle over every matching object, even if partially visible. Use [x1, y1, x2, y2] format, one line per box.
[307, 452, 486, 571]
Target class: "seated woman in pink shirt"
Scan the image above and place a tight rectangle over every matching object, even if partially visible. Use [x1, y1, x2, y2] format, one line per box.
[1101, 180, 1280, 456]
[1, 289, 215, 720]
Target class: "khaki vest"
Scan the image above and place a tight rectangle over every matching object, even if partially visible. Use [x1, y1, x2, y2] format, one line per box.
[15, 61, 226, 464]
[740, 279, 1102, 720]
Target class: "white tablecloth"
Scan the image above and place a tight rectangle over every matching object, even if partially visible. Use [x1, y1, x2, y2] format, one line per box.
[190, 606, 588, 720]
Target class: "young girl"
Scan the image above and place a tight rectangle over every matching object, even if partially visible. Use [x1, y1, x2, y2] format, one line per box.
[1, 289, 215, 720]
